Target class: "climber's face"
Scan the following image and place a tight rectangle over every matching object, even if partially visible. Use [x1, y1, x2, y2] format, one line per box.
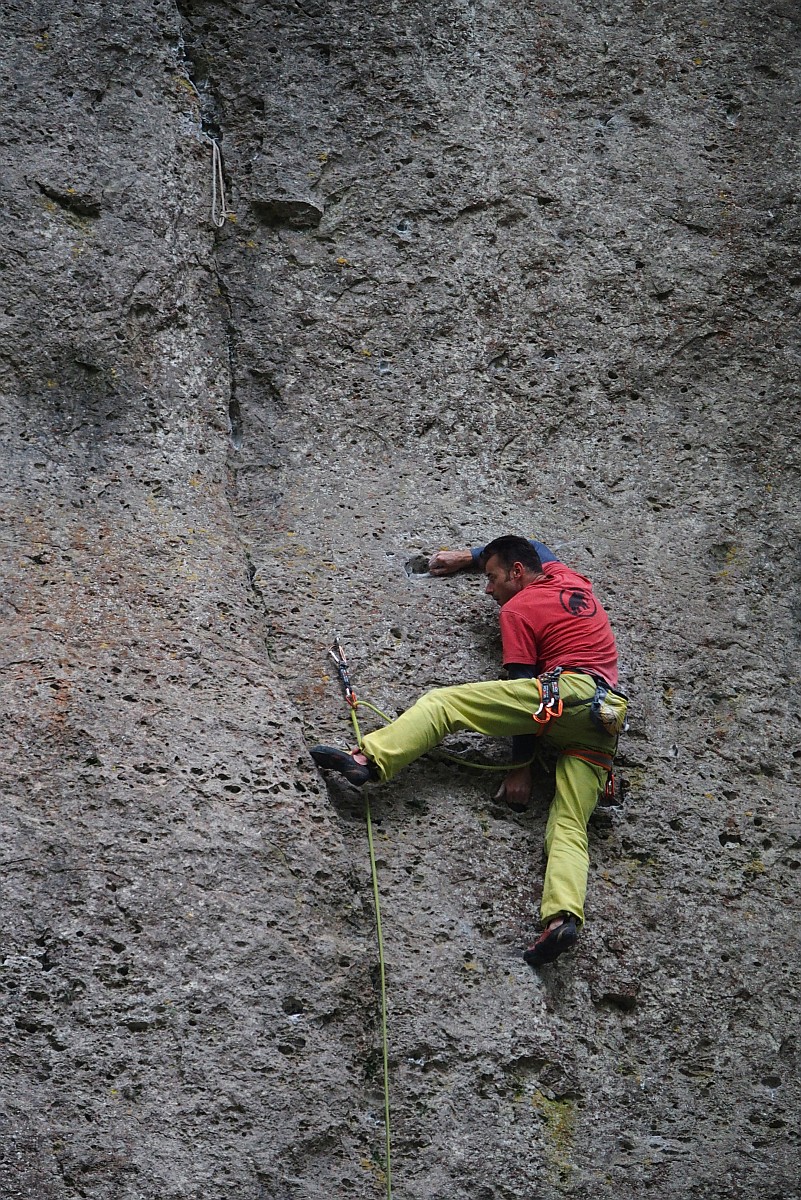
[483, 554, 526, 606]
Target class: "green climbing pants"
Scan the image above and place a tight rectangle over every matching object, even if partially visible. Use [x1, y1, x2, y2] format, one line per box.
[360, 672, 623, 927]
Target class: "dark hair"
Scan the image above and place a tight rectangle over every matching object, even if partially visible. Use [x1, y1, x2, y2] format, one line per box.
[479, 536, 542, 574]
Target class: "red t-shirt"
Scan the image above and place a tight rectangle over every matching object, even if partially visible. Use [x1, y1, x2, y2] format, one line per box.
[498, 562, 619, 687]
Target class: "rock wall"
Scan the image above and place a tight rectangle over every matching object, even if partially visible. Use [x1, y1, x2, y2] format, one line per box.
[2, 2, 799, 1198]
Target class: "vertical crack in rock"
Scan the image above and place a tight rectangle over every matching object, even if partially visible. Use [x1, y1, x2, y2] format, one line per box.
[216, 264, 243, 451]
[175, 3, 241, 451]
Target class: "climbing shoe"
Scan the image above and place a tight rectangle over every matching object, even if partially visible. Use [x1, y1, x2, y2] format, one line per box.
[523, 914, 578, 967]
[310, 745, 377, 787]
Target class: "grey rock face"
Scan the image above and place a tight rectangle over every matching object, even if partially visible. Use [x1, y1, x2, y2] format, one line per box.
[2, 1, 800, 1198]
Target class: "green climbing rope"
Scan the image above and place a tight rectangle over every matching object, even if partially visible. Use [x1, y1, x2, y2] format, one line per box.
[326, 637, 539, 1200]
[348, 702, 392, 1200]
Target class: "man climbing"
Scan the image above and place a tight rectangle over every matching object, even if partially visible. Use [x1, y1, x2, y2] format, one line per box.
[311, 535, 627, 967]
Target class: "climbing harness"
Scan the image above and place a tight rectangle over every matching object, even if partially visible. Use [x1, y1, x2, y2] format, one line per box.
[533, 668, 627, 801]
[328, 636, 393, 1200]
[532, 667, 564, 724]
[207, 135, 232, 228]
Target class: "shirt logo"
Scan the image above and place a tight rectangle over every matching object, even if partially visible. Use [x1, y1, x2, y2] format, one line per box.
[560, 588, 598, 618]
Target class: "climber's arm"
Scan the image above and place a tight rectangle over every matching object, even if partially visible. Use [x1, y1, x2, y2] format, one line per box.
[428, 540, 560, 576]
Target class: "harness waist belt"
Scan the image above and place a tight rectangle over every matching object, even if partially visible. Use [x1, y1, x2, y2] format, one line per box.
[559, 666, 627, 698]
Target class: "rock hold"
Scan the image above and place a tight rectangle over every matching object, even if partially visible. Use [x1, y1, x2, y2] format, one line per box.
[252, 196, 324, 229]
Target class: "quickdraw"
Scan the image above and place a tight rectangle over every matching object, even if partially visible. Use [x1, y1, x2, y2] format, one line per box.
[532, 667, 564, 724]
[328, 635, 358, 709]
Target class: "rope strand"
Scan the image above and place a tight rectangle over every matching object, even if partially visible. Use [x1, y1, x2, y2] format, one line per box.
[329, 642, 540, 1200]
[349, 704, 393, 1199]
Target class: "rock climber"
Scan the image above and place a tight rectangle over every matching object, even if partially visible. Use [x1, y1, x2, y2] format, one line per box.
[311, 535, 628, 967]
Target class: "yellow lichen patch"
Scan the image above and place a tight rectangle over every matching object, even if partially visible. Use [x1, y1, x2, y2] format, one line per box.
[624, 766, 646, 792]
[174, 75, 197, 97]
[715, 542, 745, 580]
[532, 1090, 576, 1179]
[358, 1157, 386, 1184]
